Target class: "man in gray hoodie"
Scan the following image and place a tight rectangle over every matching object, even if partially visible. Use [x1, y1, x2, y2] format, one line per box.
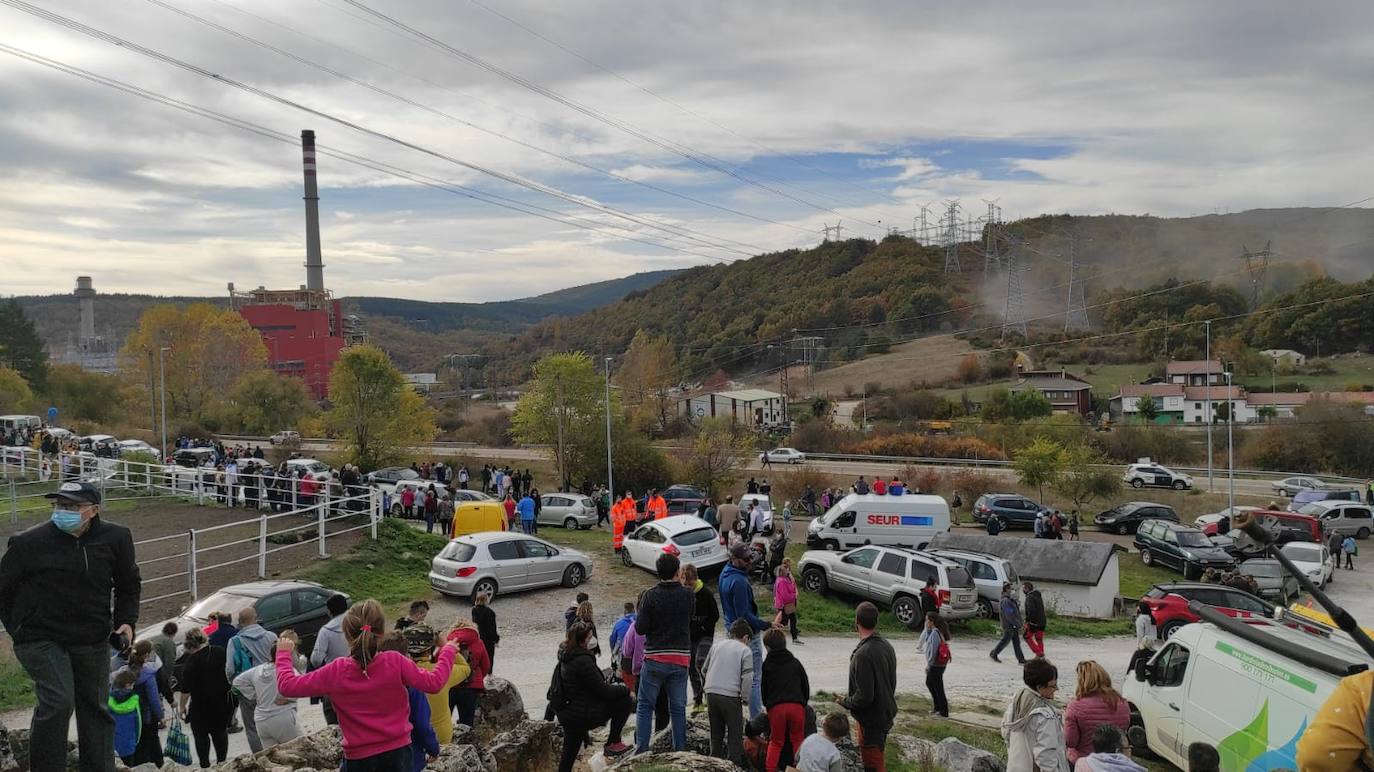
[225, 607, 277, 753]
[308, 594, 350, 725]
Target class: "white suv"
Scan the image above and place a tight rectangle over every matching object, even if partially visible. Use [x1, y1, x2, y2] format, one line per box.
[1123, 463, 1193, 491]
[799, 546, 978, 627]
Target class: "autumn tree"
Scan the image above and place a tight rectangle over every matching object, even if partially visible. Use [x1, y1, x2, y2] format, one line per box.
[1014, 437, 1066, 503]
[615, 331, 676, 430]
[957, 353, 983, 384]
[43, 364, 125, 424]
[1052, 445, 1120, 511]
[681, 417, 753, 498]
[220, 370, 317, 436]
[0, 367, 33, 414]
[1136, 395, 1159, 424]
[121, 303, 268, 426]
[324, 345, 436, 470]
[514, 352, 608, 486]
[0, 300, 48, 392]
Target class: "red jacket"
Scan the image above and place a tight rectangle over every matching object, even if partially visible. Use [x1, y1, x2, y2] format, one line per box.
[447, 628, 490, 690]
[872, 479, 888, 495]
[1064, 693, 1130, 764]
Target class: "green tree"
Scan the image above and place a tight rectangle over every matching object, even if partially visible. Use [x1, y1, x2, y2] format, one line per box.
[221, 370, 317, 436]
[1257, 405, 1278, 423]
[324, 345, 436, 470]
[681, 417, 754, 499]
[513, 352, 608, 486]
[1014, 437, 1066, 502]
[1009, 389, 1053, 421]
[42, 364, 125, 424]
[1136, 394, 1159, 424]
[1215, 401, 1231, 422]
[1052, 446, 1120, 511]
[0, 300, 49, 392]
[0, 366, 34, 414]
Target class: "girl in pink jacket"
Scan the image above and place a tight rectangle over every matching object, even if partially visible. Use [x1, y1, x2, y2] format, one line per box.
[773, 559, 801, 644]
[275, 600, 459, 772]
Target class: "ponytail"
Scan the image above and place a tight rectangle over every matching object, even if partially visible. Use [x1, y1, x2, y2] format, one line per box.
[342, 599, 387, 673]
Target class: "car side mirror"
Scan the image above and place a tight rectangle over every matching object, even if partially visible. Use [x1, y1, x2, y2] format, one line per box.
[1136, 662, 1152, 683]
[840, 555, 854, 564]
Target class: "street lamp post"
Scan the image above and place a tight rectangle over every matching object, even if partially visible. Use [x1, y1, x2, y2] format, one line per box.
[1225, 370, 1235, 515]
[604, 357, 614, 498]
[1205, 320, 1213, 493]
[158, 346, 170, 461]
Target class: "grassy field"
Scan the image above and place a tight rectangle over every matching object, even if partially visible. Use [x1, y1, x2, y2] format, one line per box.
[939, 362, 1154, 401]
[298, 519, 449, 615]
[1234, 353, 1374, 392]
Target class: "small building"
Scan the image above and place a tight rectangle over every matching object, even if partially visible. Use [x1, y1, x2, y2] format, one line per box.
[928, 532, 1120, 618]
[403, 373, 438, 394]
[1166, 360, 1224, 387]
[1182, 385, 1254, 423]
[1114, 384, 1186, 424]
[1261, 349, 1307, 367]
[679, 388, 786, 428]
[1010, 369, 1093, 415]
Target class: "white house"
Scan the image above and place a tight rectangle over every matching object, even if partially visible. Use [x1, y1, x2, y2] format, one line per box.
[678, 388, 786, 427]
[1261, 349, 1307, 367]
[403, 373, 438, 393]
[929, 533, 1120, 618]
[1116, 384, 1187, 423]
[1166, 359, 1224, 386]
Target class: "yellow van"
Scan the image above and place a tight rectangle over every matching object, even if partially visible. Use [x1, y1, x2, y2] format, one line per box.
[451, 501, 509, 538]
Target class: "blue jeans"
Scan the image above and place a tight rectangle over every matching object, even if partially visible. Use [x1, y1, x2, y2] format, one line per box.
[747, 634, 764, 719]
[521, 519, 534, 534]
[635, 660, 688, 753]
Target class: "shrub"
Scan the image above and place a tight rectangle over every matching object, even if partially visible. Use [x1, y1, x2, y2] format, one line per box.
[844, 433, 1005, 461]
[913, 468, 943, 495]
[948, 469, 1000, 500]
[770, 466, 843, 508]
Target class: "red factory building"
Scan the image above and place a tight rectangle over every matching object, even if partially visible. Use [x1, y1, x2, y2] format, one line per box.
[230, 130, 360, 400]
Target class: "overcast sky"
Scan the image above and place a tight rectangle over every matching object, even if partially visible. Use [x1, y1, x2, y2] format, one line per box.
[2, 1, 1371, 301]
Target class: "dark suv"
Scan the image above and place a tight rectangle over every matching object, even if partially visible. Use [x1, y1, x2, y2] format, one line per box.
[1095, 501, 1178, 535]
[972, 493, 1050, 529]
[638, 484, 706, 516]
[1134, 519, 1235, 579]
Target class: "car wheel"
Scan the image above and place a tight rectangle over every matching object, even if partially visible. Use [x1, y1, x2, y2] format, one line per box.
[1140, 549, 1153, 566]
[564, 517, 579, 530]
[1360, 528, 1370, 540]
[1131, 479, 1144, 488]
[993, 516, 1007, 532]
[1118, 522, 1131, 536]
[562, 564, 585, 588]
[1173, 480, 1186, 491]
[472, 578, 497, 603]
[977, 598, 996, 619]
[823, 539, 840, 552]
[621, 548, 635, 568]
[390, 504, 402, 517]
[892, 595, 920, 629]
[1160, 619, 1186, 639]
[1182, 561, 1198, 580]
[802, 567, 827, 594]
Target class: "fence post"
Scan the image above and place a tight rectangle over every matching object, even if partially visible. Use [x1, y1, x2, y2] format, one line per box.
[196, 473, 205, 507]
[9, 479, 16, 525]
[318, 486, 328, 558]
[258, 514, 268, 579]
[186, 530, 198, 601]
[370, 488, 379, 540]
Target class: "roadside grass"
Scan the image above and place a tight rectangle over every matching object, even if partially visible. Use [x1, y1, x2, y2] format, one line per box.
[1119, 548, 1181, 598]
[1234, 353, 1374, 392]
[0, 653, 33, 711]
[296, 519, 448, 617]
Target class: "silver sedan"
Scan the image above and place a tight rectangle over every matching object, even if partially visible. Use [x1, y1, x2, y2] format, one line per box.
[539, 493, 598, 529]
[429, 531, 592, 601]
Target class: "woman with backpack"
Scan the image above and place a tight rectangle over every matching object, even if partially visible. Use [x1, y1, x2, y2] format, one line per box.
[446, 622, 491, 731]
[920, 611, 951, 718]
[551, 622, 634, 771]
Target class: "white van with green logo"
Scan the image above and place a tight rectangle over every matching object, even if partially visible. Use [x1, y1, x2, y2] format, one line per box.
[1123, 615, 1365, 770]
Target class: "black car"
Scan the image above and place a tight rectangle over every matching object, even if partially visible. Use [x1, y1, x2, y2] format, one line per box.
[138, 580, 348, 655]
[1095, 501, 1178, 535]
[1133, 519, 1235, 579]
[637, 484, 706, 516]
[971, 493, 1051, 529]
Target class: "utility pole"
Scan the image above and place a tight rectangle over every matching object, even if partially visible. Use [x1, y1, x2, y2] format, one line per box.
[1002, 238, 1027, 340]
[1225, 368, 1235, 514]
[918, 205, 932, 246]
[1205, 320, 1213, 493]
[982, 199, 1001, 278]
[554, 374, 566, 488]
[1064, 231, 1090, 331]
[158, 346, 170, 461]
[1239, 242, 1272, 309]
[604, 357, 614, 498]
[943, 200, 961, 272]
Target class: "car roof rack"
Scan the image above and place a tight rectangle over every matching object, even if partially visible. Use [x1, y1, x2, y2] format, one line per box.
[1189, 600, 1368, 677]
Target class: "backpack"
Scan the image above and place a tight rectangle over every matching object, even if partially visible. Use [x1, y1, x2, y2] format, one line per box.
[935, 636, 952, 666]
[230, 637, 253, 677]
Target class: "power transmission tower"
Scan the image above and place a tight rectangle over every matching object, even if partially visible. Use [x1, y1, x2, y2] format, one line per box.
[821, 221, 844, 242]
[1239, 241, 1272, 308]
[1064, 231, 1090, 331]
[917, 204, 933, 245]
[982, 199, 1001, 278]
[1002, 238, 1027, 340]
[943, 200, 961, 272]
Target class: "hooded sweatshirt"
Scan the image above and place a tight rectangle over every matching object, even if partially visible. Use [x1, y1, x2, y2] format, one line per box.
[108, 685, 143, 759]
[1073, 753, 1146, 772]
[233, 659, 300, 725]
[227, 623, 278, 680]
[109, 655, 165, 725]
[1001, 687, 1070, 772]
[310, 614, 348, 669]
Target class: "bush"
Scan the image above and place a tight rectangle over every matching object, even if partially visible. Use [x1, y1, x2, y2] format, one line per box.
[948, 469, 1000, 500]
[770, 466, 842, 508]
[844, 433, 1005, 461]
[912, 468, 943, 495]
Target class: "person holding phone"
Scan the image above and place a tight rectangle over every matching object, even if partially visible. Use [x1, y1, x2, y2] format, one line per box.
[0, 481, 142, 772]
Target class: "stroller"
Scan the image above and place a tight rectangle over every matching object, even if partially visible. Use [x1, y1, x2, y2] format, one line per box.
[747, 532, 789, 585]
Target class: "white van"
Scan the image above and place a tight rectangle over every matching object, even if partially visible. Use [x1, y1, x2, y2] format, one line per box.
[0, 415, 42, 433]
[1123, 614, 1359, 770]
[806, 493, 950, 551]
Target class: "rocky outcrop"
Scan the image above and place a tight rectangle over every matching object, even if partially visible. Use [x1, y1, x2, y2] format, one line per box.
[425, 743, 497, 772]
[485, 719, 560, 772]
[645, 712, 711, 756]
[1, 726, 79, 772]
[473, 677, 527, 745]
[608, 752, 739, 772]
[896, 736, 1005, 772]
[261, 727, 343, 770]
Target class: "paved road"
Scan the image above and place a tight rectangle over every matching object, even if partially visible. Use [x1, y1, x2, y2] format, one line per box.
[283, 440, 1281, 500]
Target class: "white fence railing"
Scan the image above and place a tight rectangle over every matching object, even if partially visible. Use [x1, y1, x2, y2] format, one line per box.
[1, 445, 383, 608]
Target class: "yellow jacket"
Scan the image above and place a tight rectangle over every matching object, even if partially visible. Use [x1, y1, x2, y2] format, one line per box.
[1296, 670, 1374, 771]
[421, 653, 472, 744]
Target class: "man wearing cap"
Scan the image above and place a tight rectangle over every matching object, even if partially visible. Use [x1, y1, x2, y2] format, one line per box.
[718, 542, 771, 719]
[0, 481, 141, 772]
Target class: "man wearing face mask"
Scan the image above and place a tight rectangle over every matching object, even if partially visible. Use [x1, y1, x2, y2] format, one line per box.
[0, 481, 142, 772]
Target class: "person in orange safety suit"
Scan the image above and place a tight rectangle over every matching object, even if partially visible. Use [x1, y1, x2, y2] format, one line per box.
[612, 491, 635, 551]
[646, 489, 668, 521]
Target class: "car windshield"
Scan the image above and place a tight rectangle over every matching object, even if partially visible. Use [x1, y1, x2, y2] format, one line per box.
[185, 592, 258, 621]
[1177, 532, 1211, 548]
[1245, 564, 1281, 578]
[439, 542, 477, 562]
[1283, 546, 1321, 563]
[673, 527, 719, 546]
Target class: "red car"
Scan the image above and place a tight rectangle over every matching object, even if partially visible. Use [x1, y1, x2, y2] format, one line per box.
[1141, 582, 1274, 639]
[1200, 509, 1321, 541]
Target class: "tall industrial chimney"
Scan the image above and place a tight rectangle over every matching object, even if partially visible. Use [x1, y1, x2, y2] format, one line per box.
[74, 276, 96, 343]
[301, 130, 325, 292]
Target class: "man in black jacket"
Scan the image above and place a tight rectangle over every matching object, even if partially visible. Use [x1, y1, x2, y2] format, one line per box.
[1022, 582, 1047, 657]
[0, 481, 141, 772]
[633, 551, 694, 753]
[838, 602, 896, 772]
[682, 564, 719, 711]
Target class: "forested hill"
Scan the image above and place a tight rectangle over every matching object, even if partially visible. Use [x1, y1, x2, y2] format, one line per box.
[501, 236, 974, 377]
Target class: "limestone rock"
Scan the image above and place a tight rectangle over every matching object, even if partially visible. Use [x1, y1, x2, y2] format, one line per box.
[474, 677, 527, 744]
[261, 726, 343, 770]
[609, 752, 739, 772]
[834, 737, 865, 772]
[0, 723, 18, 772]
[128, 765, 162, 772]
[486, 719, 560, 772]
[424, 744, 496, 772]
[896, 736, 1005, 772]
[646, 712, 711, 756]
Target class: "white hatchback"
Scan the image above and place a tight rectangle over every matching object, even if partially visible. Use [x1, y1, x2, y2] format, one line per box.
[621, 515, 727, 573]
